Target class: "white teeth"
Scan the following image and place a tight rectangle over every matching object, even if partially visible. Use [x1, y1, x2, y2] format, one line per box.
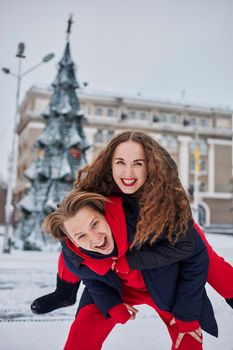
[94, 237, 106, 248]
[122, 179, 136, 185]
[95, 241, 104, 247]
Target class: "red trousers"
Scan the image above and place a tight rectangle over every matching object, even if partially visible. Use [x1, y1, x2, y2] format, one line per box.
[194, 223, 233, 298]
[58, 224, 233, 299]
[64, 286, 203, 350]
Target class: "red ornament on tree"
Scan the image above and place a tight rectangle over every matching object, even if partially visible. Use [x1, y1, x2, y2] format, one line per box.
[69, 148, 81, 159]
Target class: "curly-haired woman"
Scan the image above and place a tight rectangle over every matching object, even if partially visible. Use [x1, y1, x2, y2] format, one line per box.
[32, 131, 233, 317]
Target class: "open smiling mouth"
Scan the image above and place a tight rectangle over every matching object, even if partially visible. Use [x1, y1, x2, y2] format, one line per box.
[94, 237, 108, 250]
[121, 178, 137, 186]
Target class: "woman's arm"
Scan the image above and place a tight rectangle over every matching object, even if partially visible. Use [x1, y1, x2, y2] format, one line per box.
[169, 234, 218, 337]
[171, 234, 209, 330]
[115, 221, 197, 272]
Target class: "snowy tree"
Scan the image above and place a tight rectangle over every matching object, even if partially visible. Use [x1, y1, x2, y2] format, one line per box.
[16, 18, 90, 250]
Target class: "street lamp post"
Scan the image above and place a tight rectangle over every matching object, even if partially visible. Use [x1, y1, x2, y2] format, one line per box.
[192, 127, 201, 224]
[2, 43, 55, 253]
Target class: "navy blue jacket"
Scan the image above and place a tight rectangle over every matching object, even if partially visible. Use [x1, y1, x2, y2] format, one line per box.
[61, 196, 218, 337]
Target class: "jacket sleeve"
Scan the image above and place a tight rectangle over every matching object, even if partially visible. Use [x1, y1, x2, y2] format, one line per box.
[126, 221, 197, 270]
[58, 252, 80, 283]
[82, 279, 131, 323]
[171, 233, 209, 329]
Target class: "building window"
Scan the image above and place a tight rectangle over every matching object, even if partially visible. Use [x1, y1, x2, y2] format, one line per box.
[139, 111, 147, 120]
[107, 130, 114, 141]
[183, 118, 189, 126]
[216, 117, 230, 129]
[160, 114, 167, 122]
[189, 157, 206, 172]
[160, 136, 178, 152]
[120, 113, 127, 120]
[129, 111, 136, 119]
[190, 117, 196, 126]
[200, 159, 206, 171]
[107, 108, 114, 117]
[153, 115, 160, 123]
[95, 129, 103, 143]
[199, 141, 207, 156]
[190, 140, 207, 156]
[190, 159, 195, 171]
[199, 182, 205, 192]
[170, 114, 178, 123]
[95, 107, 103, 116]
[167, 136, 178, 151]
[200, 117, 207, 127]
[87, 105, 92, 114]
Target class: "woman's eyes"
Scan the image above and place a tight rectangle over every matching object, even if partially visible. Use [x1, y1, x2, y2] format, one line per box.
[115, 161, 143, 166]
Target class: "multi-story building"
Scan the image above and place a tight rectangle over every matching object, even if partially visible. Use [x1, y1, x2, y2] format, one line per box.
[16, 85, 233, 231]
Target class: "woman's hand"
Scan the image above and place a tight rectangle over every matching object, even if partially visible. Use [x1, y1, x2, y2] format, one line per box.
[123, 303, 138, 320]
[169, 318, 202, 348]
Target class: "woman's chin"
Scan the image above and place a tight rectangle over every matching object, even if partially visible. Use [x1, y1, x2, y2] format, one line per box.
[121, 187, 137, 194]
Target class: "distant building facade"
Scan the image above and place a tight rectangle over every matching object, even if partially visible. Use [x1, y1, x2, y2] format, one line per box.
[16, 85, 233, 229]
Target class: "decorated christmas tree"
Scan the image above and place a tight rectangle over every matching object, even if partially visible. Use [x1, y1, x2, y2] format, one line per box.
[17, 17, 90, 250]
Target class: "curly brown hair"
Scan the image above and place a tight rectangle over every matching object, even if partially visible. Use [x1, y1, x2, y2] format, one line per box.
[42, 191, 110, 240]
[74, 131, 192, 247]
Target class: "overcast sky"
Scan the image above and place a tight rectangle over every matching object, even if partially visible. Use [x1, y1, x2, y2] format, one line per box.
[1, 0, 233, 181]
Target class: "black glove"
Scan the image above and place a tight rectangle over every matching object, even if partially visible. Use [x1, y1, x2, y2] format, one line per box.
[31, 274, 80, 314]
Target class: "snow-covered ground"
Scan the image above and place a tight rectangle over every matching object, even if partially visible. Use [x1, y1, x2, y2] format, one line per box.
[0, 234, 232, 350]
